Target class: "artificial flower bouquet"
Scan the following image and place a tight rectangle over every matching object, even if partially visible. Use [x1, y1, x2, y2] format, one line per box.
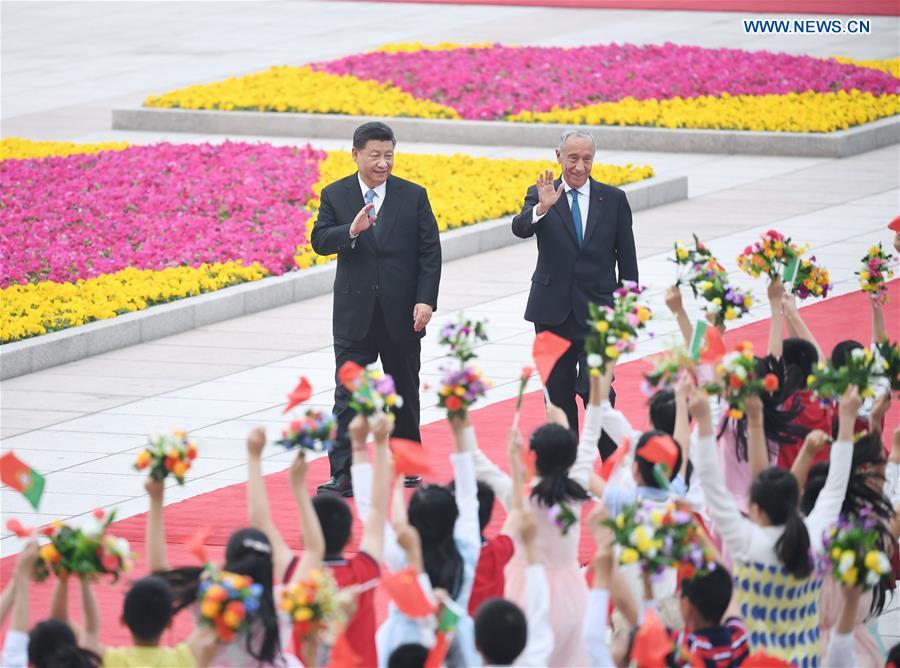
[673, 235, 753, 326]
[437, 364, 491, 418]
[704, 341, 779, 420]
[857, 243, 895, 305]
[585, 281, 652, 374]
[438, 315, 488, 363]
[277, 410, 337, 454]
[737, 229, 831, 300]
[280, 568, 351, 641]
[642, 343, 693, 394]
[338, 362, 403, 417]
[197, 566, 264, 642]
[808, 346, 882, 400]
[604, 499, 716, 580]
[823, 510, 892, 590]
[874, 340, 900, 392]
[672, 234, 721, 280]
[134, 429, 198, 484]
[33, 509, 133, 582]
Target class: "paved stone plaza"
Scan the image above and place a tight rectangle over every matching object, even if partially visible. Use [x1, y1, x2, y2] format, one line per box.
[2, 0, 899, 652]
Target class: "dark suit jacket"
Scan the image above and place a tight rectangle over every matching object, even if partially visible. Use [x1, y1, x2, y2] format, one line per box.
[310, 173, 442, 343]
[511, 177, 638, 329]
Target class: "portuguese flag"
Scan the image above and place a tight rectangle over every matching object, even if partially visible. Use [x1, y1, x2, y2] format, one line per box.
[0, 451, 45, 509]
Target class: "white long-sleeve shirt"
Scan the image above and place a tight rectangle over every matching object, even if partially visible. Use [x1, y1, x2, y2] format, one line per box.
[582, 590, 615, 668]
[513, 564, 555, 667]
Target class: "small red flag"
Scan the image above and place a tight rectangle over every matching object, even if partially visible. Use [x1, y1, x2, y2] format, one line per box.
[0, 451, 44, 509]
[381, 567, 437, 618]
[425, 632, 450, 668]
[700, 326, 726, 364]
[283, 376, 312, 413]
[338, 361, 365, 391]
[638, 435, 680, 474]
[325, 631, 360, 668]
[889, 215, 900, 232]
[186, 525, 212, 564]
[629, 609, 674, 668]
[598, 437, 631, 481]
[532, 331, 571, 386]
[742, 652, 793, 668]
[390, 438, 432, 476]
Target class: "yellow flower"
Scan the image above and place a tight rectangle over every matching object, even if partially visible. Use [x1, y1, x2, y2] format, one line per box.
[728, 408, 744, 420]
[636, 307, 651, 323]
[831, 547, 842, 560]
[615, 515, 625, 529]
[595, 320, 610, 333]
[864, 551, 882, 572]
[621, 548, 639, 565]
[807, 374, 816, 387]
[1, 137, 128, 161]
[293, 607, 313, 622]
[744, 295, 754, 308]
[859, 271, 869, 281]
[604, 345, 620, 359]
[676, 247, 689, 261]
[724, 307, 737, 321]
[200, 599, 221, 619]
[843, 566, 859, 586]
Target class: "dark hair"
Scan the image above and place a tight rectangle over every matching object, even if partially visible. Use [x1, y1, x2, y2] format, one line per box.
[474, 598, 528, 665]
[648, 388, 677, 435]
[801, 433, 894, 617]
[313, 494, 353, 557]
[750, 468, 812, 579]
[352, 122, 396, 150]
[387, 643, 429, 668]
[635, 430, 683, 488]
[887, 641, 900, 667]
[448, 479, 495, 536]
[528, 423, 589, 507]
[680, 564, 732, 625]
[408, 484, 464, 599]
[123, 576, 174, 641]
[783, 337, 819, 387]
[157, 528, 282, 665]
[831, 339, 864, 368]
[720, 355, 806, 462]
[28, 619, 101, 668]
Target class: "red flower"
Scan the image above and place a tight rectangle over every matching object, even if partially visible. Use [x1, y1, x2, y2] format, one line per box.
[445, 396, 463, 412]
[762, 373, 779, 393]
[765, 229, 784, 241]
[92, 508, 105, 520]
[729, 375, 744, 389]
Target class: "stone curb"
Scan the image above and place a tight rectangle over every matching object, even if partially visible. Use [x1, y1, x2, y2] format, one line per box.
[112, 108, 900, 158]
[0, 175, 687, 380]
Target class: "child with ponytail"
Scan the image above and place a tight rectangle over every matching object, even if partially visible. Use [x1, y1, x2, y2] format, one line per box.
[690, 383, 860, 667]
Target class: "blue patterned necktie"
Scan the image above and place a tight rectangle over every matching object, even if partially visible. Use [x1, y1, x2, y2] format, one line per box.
[365, 188, 376, 210]
[569, 189, 583, 247]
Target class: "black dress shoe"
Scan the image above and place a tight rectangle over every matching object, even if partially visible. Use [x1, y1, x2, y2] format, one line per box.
[317, 474, 353, 497]
[403, 475, 422, 488]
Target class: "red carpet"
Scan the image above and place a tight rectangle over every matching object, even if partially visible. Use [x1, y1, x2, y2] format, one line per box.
[352, 0, 899, 15]
[1, 281, 897, 646]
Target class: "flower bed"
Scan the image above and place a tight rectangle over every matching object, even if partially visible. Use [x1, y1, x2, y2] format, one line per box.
[144, 44, 900, 133]
[0, 140, 653, 343]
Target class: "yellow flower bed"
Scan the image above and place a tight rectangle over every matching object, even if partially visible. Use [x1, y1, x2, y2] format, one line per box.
[144, 66, 459, 119]
[832, 56, 900, 78]
[1, 262, 267, 343]
[293, 151, 654, 269]
[373, 42, 494, 53]
[1, 137, 129, 161]
[509, 91, 900, 133]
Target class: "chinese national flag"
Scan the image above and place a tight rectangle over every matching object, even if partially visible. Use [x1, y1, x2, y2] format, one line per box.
[0, 451, 44, 510]
[597, 437, 630, 482]
[325, 632, 360, 668]
[532, 331, 571, 385]
[390, 438, 432, 476]
[381, 568, 437, 618]
[283, 376, 312, 413]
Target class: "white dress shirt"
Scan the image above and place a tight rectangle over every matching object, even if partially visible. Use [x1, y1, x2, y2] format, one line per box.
[532, 177, 590, 239]
[358, 174, 386, 216]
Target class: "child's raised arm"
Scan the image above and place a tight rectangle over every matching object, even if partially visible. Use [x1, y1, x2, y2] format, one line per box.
[665, 285, 693, 346]
[746, 395, 769, 479]
[145, 477, 170, 572]
[288, 452, 325, 584]
[356, 414, 392, 562]
[2, 540, 38, 668]
[451, 411, 513, 510]
[246, 427, 293, 581]
[767, 277, 785, 359]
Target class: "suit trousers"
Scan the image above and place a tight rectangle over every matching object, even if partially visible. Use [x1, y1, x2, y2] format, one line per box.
[329, 299, 422, 477]
[535, 311, 619, 460]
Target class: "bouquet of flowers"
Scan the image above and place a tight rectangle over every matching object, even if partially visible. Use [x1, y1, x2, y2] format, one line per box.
[874, 340, 900, 392]
[704, 342, 780, 420]
[438, 316, 488, 363]
[857, 243, 895, 306]
[33, 509, 133, 582]
[134, 429, 198, 484]
[585, 281, 652, 374]
[197, 566, 264, 642]
[549, 502, 578, 536]
[737, 229, 830, 301]
[339, 362, 403, 417]
[437, 364, 491, 418]
[277, 410, 337, 454]
[822, 510, 892, 590]
[280, 568, 352, 642]
[808, 346, 882, 400]
[672, 235, 722, 281]
[690, 265, 753, 326]
[642, 343, 693, 394]
[604, 500, 716, 580]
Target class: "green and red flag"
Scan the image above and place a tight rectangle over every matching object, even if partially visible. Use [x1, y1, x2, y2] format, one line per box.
[0, 451, 45, 509]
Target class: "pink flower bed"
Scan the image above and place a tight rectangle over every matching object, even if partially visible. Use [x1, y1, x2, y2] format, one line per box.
[0, 142, 324, 287]
[315, 43, 900, 120]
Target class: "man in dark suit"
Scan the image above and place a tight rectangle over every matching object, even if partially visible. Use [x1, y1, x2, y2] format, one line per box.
[311, 122, 442, 496]
[512, 129, 638, 459]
